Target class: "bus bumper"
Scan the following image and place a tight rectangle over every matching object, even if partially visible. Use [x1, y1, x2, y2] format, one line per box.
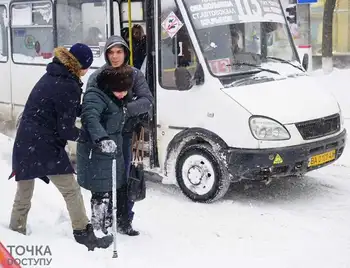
[225, 129, 347, 181]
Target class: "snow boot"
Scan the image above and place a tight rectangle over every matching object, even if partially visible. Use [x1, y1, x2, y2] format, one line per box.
[117, 220, 140, 236]
[73, 223, 113, 251]
[90, 193, 110, 231]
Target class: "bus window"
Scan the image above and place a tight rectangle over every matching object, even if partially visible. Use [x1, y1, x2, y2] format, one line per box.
[120, 1, 144, 30]
[121, 1, 143, 21]
[159, 1, 198, 90]
[10, 2, 54, 64]
[265, 23, 294, 60]
[56, 0, 108, 68]
[0, 5, 7, 62]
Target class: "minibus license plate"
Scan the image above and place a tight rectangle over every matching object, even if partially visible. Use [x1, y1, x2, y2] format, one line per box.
[308, 150, 336, 167]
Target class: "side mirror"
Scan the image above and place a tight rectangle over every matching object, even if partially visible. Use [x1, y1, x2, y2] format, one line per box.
[175, 67, 193, 91]
[302, 53, 309, 71]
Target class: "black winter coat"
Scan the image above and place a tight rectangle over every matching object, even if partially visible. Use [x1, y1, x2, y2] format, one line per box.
[76, 87, 126, 192]
[132, 36, 146, 70]
[10, 47, 88, 182]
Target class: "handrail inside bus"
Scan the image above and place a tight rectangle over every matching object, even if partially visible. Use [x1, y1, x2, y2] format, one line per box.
[128, 0, 133, 66]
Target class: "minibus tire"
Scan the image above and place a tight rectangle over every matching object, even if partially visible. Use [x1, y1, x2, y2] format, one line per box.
[176, 143, 231, 203]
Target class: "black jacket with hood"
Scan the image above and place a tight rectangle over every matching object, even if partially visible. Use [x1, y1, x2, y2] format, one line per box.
[10, 47, 88, 182]
[86, 35, 154, 133]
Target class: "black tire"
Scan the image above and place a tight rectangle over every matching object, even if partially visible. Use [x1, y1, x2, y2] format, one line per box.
[175, 143, 231, 203]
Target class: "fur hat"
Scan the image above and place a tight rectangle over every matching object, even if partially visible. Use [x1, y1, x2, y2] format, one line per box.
[69, 43, 93, 69]
[97, 66, 133, 92]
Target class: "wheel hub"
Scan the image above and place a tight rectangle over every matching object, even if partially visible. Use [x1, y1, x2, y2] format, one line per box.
[181, 155, 215, 196]
[187, 165, 204, 185]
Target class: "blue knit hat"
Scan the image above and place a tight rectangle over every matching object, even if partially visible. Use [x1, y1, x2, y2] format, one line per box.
[69, 43, 93, 69]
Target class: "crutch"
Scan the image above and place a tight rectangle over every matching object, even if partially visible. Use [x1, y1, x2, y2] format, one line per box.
[112, 157, 118, 258]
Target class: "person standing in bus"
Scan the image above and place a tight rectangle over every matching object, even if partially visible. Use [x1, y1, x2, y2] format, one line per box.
[86, 35, 153, 236]
[8, 43, 113, 251]
[121, 25, 147, 70]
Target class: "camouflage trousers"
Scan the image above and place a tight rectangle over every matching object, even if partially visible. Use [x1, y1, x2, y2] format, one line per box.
[90, 184, 129, 234]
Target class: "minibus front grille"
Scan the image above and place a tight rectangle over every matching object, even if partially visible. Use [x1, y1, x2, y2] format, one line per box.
[295, 114, 340, 140]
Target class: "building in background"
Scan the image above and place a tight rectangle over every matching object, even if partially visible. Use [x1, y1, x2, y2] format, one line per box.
[310, 0, 350, 56]
[281, 0, 350, 68]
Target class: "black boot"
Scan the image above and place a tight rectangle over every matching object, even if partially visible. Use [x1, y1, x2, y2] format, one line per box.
[117, 220, 140, 236]
[116, 185, 140, 236]
[73, 224, 113, 251]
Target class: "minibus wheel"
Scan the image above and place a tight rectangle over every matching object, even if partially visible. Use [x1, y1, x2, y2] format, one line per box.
[176, 143, 231, 203]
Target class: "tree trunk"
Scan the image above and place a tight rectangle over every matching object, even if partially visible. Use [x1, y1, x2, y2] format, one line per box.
[322, 0, 337, 74]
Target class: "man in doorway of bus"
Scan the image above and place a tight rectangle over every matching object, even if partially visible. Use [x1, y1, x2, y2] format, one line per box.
[8, 43, 114, 251]
[86, 35, 154, 236]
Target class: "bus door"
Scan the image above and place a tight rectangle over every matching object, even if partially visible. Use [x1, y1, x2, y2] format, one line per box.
[115, 0, 152, 161]
[156, 0, 207, 169]
[0, 4, 11, 106]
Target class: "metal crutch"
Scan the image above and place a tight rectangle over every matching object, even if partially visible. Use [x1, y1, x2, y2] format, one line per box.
[112, 157, 118, 258]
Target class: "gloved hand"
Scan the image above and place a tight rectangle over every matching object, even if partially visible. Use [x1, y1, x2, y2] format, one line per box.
[98, 140, 117, 153]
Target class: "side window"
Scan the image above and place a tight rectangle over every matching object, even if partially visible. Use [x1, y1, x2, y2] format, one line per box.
[10, 2, 54, 64]
[56, 0, 108, 68]
[159, 2, 198, 90]
[0, 5, 8, 62]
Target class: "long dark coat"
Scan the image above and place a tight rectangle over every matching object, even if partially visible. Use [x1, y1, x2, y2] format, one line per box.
[76, 87, 126, 192]
[10, 47, 87, 182]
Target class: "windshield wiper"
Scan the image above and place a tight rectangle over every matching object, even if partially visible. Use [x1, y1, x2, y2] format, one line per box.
[266, 56, 304, 72]
[227, 62, 280, 75]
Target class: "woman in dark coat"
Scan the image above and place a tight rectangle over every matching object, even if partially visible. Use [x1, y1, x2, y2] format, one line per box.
[9, 43, 113, 251]
[77, 65, 134, 235]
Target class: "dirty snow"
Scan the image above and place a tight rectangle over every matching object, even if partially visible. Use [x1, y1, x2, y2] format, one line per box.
[1, 69, 350, 268]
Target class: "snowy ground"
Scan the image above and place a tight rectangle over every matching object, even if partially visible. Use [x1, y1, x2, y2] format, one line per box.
[1, 69, 350, 268]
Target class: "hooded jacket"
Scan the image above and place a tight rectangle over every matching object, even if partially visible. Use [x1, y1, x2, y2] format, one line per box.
[86, 35, 154, 126]
[10, 47, 88, 182]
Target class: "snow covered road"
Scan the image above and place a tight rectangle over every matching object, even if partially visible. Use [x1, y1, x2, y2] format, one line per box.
[1, 130, 350, 268]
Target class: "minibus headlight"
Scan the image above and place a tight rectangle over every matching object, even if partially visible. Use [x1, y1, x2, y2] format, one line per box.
[249, 116, 290, 140]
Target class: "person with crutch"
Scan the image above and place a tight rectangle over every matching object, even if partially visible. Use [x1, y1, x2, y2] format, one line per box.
[87, 35, 154, 236]
[76, 65, 134, 235]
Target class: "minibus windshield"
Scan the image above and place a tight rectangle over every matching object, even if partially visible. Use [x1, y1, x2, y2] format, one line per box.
[183, 0, 299, 77]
